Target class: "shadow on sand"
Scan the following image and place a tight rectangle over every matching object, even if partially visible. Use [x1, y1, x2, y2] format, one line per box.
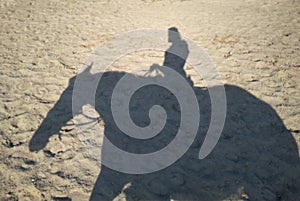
[29, 28, 300, 201]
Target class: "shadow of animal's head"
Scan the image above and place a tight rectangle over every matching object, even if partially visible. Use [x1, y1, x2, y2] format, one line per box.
[29, 63, 93, 151]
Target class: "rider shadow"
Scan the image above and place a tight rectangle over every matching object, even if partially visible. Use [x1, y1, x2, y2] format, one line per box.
[29, 28, 300, 200]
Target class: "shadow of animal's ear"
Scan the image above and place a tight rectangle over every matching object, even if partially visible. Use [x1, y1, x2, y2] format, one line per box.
[82, 62, 93, 74]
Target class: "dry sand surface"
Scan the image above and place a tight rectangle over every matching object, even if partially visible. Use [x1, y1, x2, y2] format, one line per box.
[0, 0, 300, 200]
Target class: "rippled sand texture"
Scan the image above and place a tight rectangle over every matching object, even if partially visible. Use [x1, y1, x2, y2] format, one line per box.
[0, 0, 299, 200]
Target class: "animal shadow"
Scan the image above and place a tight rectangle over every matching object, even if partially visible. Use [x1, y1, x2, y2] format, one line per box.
[29, 28, 300, 201]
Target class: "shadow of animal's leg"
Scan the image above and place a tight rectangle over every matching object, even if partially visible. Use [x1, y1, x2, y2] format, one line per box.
[90, 166, 131, 201]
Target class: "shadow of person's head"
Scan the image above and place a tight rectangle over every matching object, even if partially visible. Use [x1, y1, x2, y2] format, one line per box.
[168, 27, 182, 43]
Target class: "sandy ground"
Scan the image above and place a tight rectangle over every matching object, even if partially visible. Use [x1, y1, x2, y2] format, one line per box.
[0, 0, 300, 200]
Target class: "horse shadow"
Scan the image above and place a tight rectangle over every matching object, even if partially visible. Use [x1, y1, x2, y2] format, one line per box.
[29, 28, 300, 201]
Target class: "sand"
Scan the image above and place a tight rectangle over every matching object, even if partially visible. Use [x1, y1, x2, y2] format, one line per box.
[0, 0, 299, 200]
